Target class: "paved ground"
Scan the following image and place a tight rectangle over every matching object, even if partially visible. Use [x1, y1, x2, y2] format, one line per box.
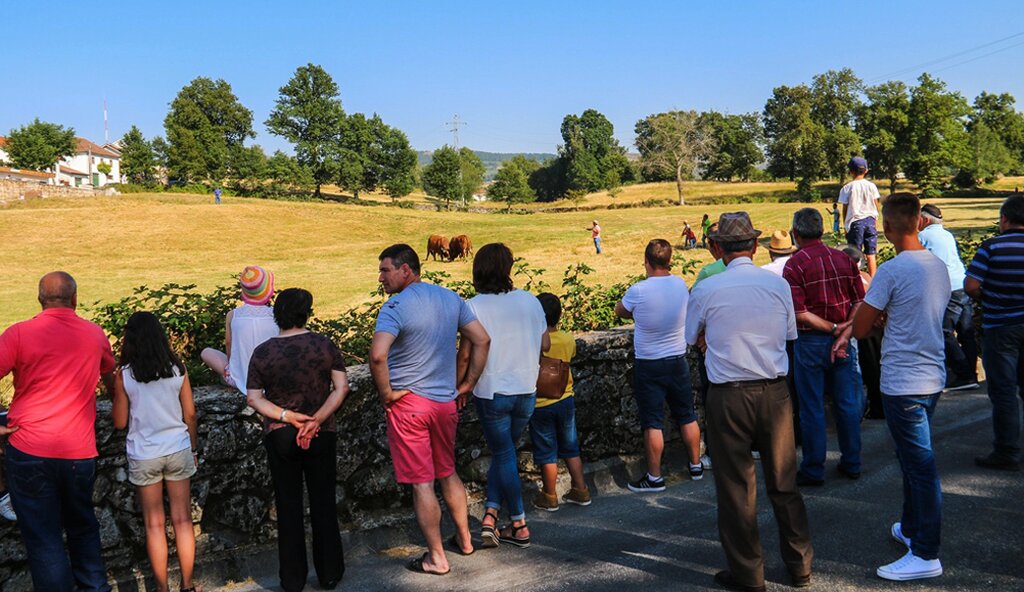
[216, 387, 1023, 592]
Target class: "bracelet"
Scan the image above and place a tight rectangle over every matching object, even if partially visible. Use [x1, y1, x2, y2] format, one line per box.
[279, 409, 287, 422]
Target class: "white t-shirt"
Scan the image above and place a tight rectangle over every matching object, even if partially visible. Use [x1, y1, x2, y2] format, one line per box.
[228, 304, 279, 395]
[621, 274, 689, 360]
[469, 290, 547, 400]
[863, 250, 950, 396]
[761, 255, 792, 277]
[837, 178, 881, 230]
[122, 366, 191, 461]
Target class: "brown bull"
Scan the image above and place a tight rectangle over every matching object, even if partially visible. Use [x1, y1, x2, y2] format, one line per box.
[427, 235, 450, 261]
[449, 235, 473, 261]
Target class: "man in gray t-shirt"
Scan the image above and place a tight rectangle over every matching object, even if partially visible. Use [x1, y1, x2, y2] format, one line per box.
[370, 244, 490, 575]
[853, 194, 947, 582]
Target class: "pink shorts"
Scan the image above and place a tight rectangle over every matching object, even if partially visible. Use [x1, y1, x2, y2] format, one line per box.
[386, 393, 459, 484]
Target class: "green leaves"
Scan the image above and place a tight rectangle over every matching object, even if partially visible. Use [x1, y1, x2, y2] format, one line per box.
[6, 118, 76, 171]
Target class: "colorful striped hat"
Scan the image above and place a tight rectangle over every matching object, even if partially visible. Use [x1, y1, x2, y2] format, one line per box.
[240, 266, 274, 306]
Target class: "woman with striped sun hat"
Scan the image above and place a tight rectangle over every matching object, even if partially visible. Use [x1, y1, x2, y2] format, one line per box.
[200, 266, 280, 395]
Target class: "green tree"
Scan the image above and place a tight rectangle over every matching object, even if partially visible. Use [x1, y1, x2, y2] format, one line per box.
[764, 84, 828, 191]
[5, 118, 76, 171]
[528, 157, 568, 202]
[488, 155, 539, 211]
[957, 121, 1015, 187]
[336, 113, 417, 200]
[265, 63, 345, 197]
[374, 125, 418, 201]
[811, 68, 864, 181]
[634, 110, 716, 205]
[458, 147, 486, 204]
[227, 145, 268, 194]
[906, 73, 970, 195]
[970, 92, 1024, 173]
[560, 109, 630, 193]
[120, 125, 157, 184]
[421, 145, 462, 209]
[699, 112, 763, 181]
[150, 136, 169, 169]
[266, 150, 314, 195]
[335, 113, 375, 197]
[164, 77, 254, 183]
[857, 81, 911, 194]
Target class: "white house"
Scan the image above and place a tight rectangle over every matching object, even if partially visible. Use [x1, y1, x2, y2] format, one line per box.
[57, 138, 122, 187]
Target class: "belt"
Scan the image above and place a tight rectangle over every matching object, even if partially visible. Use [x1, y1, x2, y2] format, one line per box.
[712, 376, 785, 389]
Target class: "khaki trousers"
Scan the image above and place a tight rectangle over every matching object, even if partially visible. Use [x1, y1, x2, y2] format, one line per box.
[706, 378, 813, 588]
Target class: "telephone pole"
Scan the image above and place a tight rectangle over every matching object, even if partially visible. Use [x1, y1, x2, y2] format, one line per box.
[446, 114, 466, 150]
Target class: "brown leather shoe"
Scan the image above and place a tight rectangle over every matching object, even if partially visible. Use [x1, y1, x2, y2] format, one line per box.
[713, 570, 766, 592]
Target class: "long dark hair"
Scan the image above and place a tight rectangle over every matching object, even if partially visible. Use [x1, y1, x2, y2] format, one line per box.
[472, 243, 514, 294]
[119, 311, 185, 383]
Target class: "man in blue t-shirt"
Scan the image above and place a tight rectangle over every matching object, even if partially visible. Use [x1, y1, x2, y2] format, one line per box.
[918, 204, 978, 391]
[966, 194, 1024, 472]
[854, 193, 948, 582]
[370, 243, 491, 575]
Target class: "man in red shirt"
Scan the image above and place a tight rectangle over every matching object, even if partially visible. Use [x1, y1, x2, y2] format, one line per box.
[783, 208, 866, 487]
[0, 271, 116, 592]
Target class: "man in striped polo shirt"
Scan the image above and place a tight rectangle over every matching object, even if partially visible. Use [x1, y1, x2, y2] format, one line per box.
[965, 194, 1024, 472]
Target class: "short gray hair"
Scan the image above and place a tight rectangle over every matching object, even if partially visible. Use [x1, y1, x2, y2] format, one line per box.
[792, 208, 824, 239]
[719, 238, 757, 254]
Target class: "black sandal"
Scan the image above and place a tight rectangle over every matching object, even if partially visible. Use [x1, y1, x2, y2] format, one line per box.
[480, 508, 500, 548]
[498, 522, 531, 548]
[447, 533, 475, 556]
[406, 552, 450, 576]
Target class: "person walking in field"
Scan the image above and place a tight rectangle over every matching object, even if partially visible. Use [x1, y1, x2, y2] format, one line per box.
[686, 212, 813, 591]
[700, 213, 712, 248]
[839, 156, 882, 276]
[616, 239, 704, 490]
[201, 266, 279, 395]
[587, 220, 602, 254]
[965, 193, 1024, 472]
[0, 272, 117, 591]
[370, 244, 491, 575]
[852, 193, 949, 581]
[111, 312, 200, 592]
[825, 202, 841, 234]
[529, 293, 591, 512]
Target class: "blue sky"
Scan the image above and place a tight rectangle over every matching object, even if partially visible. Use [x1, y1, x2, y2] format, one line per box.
[3, 1, 1023, 154]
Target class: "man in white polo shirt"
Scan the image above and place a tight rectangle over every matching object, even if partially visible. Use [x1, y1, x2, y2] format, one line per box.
[615, 239, 703, 491]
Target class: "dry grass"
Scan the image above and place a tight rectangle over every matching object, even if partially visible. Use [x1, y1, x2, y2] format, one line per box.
[0, 188, 1004, 333]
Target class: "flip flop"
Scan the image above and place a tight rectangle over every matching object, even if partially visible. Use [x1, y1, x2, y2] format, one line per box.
[447, 534, 475, 556]
[406, 552, 450, 576]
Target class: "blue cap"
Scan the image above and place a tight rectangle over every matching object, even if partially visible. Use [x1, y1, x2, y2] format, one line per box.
[848, 156, 868, 171]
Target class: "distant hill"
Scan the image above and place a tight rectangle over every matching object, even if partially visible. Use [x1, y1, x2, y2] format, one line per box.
[417, 150, 557, 181]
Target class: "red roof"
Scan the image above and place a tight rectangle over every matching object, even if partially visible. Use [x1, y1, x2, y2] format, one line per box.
[75, 138, 119, 159]
[57, 164, 89, 176]
[0, 166, 51, 180]
[0, 136, 7, 148]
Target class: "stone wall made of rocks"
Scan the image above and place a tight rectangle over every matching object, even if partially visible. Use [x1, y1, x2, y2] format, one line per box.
[0, 179, 117, 203]
[0, 327, 703, 590]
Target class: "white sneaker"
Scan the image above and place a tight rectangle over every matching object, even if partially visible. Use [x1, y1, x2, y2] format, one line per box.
[891, 522, 911, 549]
[877, 551, 942, 581]
[0, 493, 16, 522]
[700, 454, 713, 471]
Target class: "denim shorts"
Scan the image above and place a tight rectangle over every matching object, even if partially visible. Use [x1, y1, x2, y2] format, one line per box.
[633, 355, 697, 429]
[128, 447, 196, 486]
[529, 396, 581, 464]
[846, 217, 878, 255]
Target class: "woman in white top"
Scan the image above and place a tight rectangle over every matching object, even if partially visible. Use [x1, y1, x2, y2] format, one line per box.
[112, 312, 199, 592]
[457, 243, 548, 549]
[201, 265, 279, 394]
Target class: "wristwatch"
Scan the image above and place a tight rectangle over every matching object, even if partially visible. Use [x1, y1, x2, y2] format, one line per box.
[831, 323, 838, 335]
[279, 409, 288, 422]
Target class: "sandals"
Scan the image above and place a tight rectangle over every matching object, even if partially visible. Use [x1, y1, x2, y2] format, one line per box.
[446, 533, 475, 556]
[498, 522, 531, 548]
[406, 552, 450, 576]
[480, 508, 500, 548]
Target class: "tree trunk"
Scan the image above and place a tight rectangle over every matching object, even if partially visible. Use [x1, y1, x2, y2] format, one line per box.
[314, 183, 321, 198]
[889, 177, 897, 195]
[676, 165, 685, 206]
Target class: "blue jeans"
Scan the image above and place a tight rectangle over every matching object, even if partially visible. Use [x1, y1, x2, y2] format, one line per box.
[528, 396, 581, 465]
[943, 290, 978, 380]
[475, 394, 536, 521]
[4, 444, 110, 592]
[594, 237, 602, 254]
[981, 323, 1024, 462]
[794, 332, 862, 480]
[882, 394, 942, 560]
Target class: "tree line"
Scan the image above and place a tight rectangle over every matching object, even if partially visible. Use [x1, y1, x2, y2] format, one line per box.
[4, 66, 1023, 206]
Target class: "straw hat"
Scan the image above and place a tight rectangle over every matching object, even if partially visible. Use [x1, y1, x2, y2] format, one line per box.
[768, 230, 797, 255]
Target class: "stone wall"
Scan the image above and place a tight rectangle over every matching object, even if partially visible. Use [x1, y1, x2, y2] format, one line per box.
[0, 179, 117, 203]
[0, 327, 702, 590]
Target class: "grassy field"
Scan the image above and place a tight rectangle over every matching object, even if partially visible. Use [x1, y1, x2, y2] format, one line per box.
[0, 184, 1006, 333]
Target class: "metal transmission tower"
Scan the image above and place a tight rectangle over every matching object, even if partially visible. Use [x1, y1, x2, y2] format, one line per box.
[446, 114, 466, 149]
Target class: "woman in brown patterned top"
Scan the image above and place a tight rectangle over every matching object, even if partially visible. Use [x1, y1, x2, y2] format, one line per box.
[246, 288, 349, 592]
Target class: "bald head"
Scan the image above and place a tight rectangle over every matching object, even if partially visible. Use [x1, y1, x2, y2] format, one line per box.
[38, 271, 77, 309]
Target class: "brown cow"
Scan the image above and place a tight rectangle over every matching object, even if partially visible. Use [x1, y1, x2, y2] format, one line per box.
[449, 235, 473, 261]
[427, 235, 450, 261]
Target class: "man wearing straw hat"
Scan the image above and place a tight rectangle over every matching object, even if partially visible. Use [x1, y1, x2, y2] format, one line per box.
[762, 230, 797, 277]
[686, 213, 813, 591]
